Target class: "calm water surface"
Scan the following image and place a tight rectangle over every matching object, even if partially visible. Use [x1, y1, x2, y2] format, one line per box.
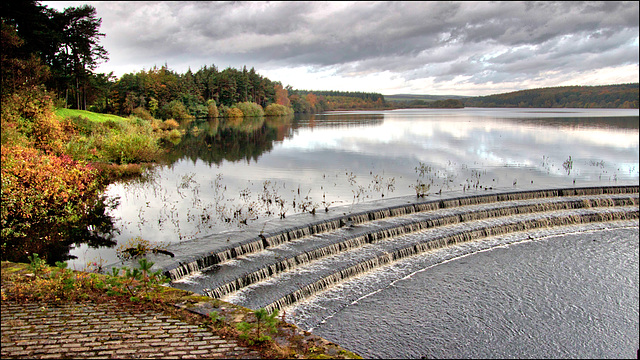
[68, 108, 639, 269]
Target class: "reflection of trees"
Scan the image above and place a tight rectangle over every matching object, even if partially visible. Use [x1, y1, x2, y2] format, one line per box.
[224, 116, 265, 133]
[266, 115, 296, 141]
[162, 116, 294, 166]
[3, 195, 119, 265]
[160, 113, 386, 167]
[55, 195, 119, 263]
[295, 113, 384, 129]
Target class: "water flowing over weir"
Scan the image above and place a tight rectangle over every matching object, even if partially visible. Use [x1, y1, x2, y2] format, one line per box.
[161, 186, 639, 311]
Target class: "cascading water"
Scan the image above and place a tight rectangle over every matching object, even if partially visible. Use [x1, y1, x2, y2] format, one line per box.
[164, 186, 637, 280]
[166, 185, 638, 312]
[252, 206, 637, 312]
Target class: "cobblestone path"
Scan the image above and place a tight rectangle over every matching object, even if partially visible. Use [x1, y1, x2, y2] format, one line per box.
[1, 301, 261, 359]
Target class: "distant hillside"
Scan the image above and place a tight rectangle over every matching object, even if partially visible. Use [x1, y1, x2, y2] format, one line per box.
[463, 83, 639, 109]
[291, 84, 638, 111]
[385, 94, 469, 102]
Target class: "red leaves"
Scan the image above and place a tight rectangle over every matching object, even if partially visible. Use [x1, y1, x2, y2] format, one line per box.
[1, 145, 102, 240]
[274, 83, 290, 107]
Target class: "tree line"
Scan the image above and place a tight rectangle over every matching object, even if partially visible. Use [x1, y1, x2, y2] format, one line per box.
[463, 84, 639, 109]
[107, 64, 280, 119]
[386, 98, 464, 109]
[1, 1, 108, 110]
[279, 88, 389, 113]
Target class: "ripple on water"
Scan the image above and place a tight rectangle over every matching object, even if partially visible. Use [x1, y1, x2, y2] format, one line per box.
[285, 222, 639, 359]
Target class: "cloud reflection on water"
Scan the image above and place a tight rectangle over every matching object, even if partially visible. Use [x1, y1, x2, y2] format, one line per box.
[68, 108, 638, 269]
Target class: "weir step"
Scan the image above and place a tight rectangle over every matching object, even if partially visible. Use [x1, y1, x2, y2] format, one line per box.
[163, 185, 639, 281]
[171, 193, 638, 299]
[225, 206, 639, 311]
[168, 188, 638, 310]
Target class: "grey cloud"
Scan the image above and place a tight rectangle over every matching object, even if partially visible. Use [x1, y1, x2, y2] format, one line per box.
[482, 27, 638, 77]
[83, 1, 638, 91]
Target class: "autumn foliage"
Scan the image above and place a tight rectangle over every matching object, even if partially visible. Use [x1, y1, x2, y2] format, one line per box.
[0, 85, 115, 263]
[274, 83, 290, 107]
[1, 145, 102, 261]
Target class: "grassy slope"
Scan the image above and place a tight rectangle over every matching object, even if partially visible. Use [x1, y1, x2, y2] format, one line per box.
[55, 108, 129, 123]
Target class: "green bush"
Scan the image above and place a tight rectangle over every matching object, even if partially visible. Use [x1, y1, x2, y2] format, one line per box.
[65, 116, 161, 164]
[236, 307, 279, 345]
[102, 119, 123, 130]
[234, 102, 264, 117]
[131, 106, 154, 121]
[69, 115, 98, 136]
[217, 104, 229, 117]
[158, 100, 194, 121]
[191, 104, 209, 118]
[264, 103, 294, 116]
[101, 130, 160, 164]
[166, 129, 182, 139]
[207, 99, 219, 118]
[65, 135, 99, 161]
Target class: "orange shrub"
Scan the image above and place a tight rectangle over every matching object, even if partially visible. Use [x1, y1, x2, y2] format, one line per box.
[1, 86, 67, 154]
[1, 145, 103, 262]
[226, 107, 244, 118]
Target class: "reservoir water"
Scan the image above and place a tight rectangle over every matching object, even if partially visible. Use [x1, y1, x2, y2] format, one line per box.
[64, 107, 638, 358]
[284, 224, 638, 358]
[68, 107, 639, 269]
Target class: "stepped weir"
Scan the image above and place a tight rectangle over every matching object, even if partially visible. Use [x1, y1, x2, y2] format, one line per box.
[162, 186, 639, 312]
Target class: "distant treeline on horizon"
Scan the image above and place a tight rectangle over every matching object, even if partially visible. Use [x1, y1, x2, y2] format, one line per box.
[460, 83, 639, 109]
[386, 83, 639, 109]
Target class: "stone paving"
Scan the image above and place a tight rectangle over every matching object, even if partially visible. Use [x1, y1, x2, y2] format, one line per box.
[1, 300, 261, 359]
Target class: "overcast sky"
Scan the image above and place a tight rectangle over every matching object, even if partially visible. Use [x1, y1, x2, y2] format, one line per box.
[42, 1, 639, 96]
